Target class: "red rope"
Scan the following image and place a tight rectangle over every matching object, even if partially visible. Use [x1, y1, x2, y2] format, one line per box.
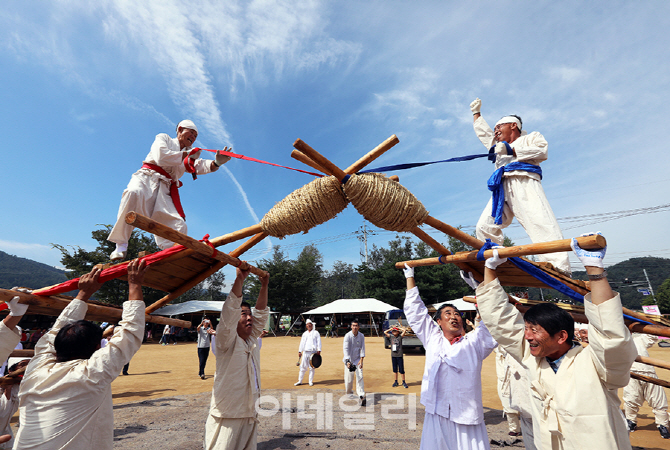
[199, 234, 218, 258]
[197, 148, 323, 178]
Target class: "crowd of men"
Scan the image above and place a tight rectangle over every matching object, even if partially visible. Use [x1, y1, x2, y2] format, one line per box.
[2, 112, 668, 450]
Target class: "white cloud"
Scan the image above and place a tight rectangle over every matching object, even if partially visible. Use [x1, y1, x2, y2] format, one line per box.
[546, 66, 586, 84]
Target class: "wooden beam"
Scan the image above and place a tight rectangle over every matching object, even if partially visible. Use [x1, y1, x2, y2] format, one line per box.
[410, 227, 451, 256]
[395, 235, 605, 268]
[144, 232, 268, 314]
[291, 150, 332, 176]
[344, 135, 399, 174]
[293, 139, 347, 181]
[0, 289, 190, 327]
[630, 372, 670, 389]
[126, 212, 268, 278]
[423, 216, 484, 250]
[636, 355, 670, 371]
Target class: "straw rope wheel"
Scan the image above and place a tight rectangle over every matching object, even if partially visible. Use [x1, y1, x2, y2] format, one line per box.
[344, 173, 429, 232]
[260, 176, 349, 238]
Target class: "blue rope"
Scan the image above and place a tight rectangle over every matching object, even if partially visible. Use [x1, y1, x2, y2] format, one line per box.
[358, 153, 489, 174]
[488, 162, 543, 225]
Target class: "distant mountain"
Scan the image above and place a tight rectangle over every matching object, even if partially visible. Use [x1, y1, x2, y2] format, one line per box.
[527, 256, 670, 310]
[0, 250, 68, 290]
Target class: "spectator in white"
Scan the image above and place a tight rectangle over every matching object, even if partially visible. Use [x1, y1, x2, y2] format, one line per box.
[342, 320, 366, 406]
[404, 264, 497, 450]
[475, 234, 637, 450]
[197, 317, 215, 380]
[14, 259, 147, 449]
[0, 296, 29, 363]
[160, 324, 170, 345]
[295, 319, 321, 387]
[107, 120, 233, 260]
[469, 98, 570, 275]
[204, 265, 269, 450]
[0, 359, 29, 449]
[624, 333, 670, 439]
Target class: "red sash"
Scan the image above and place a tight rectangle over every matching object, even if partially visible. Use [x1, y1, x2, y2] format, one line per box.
[141, 163, 186, 219]
[183, 147, 201, 180]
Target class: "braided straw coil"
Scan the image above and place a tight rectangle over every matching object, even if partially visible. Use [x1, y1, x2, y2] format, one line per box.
[344, 173, 429, 232]
[260, 176, 349, 238]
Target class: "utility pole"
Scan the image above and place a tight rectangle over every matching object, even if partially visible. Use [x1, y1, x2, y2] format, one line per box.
[358, 223, 370, 265]
[643, 269, 657, 304]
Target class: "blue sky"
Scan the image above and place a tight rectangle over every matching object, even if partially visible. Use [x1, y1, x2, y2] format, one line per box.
[1, 1, 669, 289]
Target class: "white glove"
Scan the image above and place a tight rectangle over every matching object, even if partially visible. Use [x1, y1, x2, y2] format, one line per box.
[460, 271, 480, 290]
[485, 248, 507, 270]
[8, 296, 28, 317]
[403, 263, 414, 279]
[215, 147, 232, 167]
[470, 98, 481, 114]
[571, 232, 606, 268]
[494, 142, 511, 155]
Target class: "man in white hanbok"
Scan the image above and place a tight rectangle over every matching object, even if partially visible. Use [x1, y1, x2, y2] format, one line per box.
[0, 297, 28, 363]
[14, 259, 148, 449]
[475, 236, 637, 450]
[342, 321, 366, 406]
[204, 266, 269, 450]
[403, 264, 497, 450]
[469, 98, 569, 275]
[623, 333, 670, 438]
[295, 319, 321, 386]
[107, 120, 232, 260]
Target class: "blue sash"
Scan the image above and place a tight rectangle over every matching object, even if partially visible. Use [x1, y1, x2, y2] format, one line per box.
[488, 162, 543, 225]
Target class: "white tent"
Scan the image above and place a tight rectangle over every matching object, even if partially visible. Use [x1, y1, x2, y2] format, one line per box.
[291, 298, 397, 337]
[429, 298, 477, 312]
[303, 298, 396, 315]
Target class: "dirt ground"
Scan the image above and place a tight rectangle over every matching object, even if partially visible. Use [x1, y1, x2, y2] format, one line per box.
[9, 335, 670, 449]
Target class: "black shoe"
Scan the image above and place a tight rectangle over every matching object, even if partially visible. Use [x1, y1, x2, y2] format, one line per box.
[360, 396, 366, 407]
[392, 381, 399, 387]
[659, 425, 670, 439]
[509, 431, 521, 437]
[627, 419, 637, 433]
[200, 374, 206, 380]
[122, 372, 129, 376]
[402, 381, 408, 388]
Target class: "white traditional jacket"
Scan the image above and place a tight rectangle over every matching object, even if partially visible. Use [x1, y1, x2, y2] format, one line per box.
[299, 329, 321, 353]
[0, 322, 20, 363]
[342, 331, 365, 366]
[404, 287, 497, 425]
[477, 279, 637, 450]
[14, 299, 145, 450]
[208, 292, 269, 419]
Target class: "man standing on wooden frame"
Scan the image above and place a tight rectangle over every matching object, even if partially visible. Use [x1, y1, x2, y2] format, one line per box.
[469, 98, 570, 276]
[107, 120, 232, 261]
[204, 265, 269, 450]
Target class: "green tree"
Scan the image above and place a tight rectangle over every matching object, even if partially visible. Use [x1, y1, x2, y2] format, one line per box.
[316, 261, 361, 305]
[53, 225, 165, 306]
[654, 277, 670, 314]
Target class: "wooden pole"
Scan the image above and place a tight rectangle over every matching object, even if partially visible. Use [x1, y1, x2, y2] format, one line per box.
[293, 139, 347, 181]
[0, 289, 191, 327]
[395, 235, 606, 268]
[144, 232, 267, 314]
[423, 216, 484, 250]
[630, 373, 670, 389]
[8, 349, 34, 358]
[210, 224, 263, 247]
[290, 150, 332, 176]
[636, 355, 670, 371]
[125, 212, 268, 278]
[410, 227, 452, 256]
[344, 135, 399, 174]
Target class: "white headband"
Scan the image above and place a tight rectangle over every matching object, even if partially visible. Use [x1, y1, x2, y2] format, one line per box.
[495, 116, 522, 131]
[177, 120, 198, 134]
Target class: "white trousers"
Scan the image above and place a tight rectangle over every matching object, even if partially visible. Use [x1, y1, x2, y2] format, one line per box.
[476, 175, 570, 274]
[420, 412, 490, 450]
[108, 171, 186, 249]
[298, 351, 316, 384]
[204, 415, 257, 450]
[623, 374, 669, 426]
[344, 366, 365, 397]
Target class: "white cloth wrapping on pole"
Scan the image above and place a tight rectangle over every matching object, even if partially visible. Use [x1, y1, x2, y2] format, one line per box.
[14, 299, 145, 450]
[473, 116, 570, 274]
[0, 385, 19, 449]
[0, 322, 20, 364]
[623, 333, 669, 426]
[476, 278, 637, 450]
[108, 133, 215, 249]
[205, 292, 269, 448]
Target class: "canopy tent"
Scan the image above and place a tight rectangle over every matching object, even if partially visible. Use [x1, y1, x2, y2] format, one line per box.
[428, 298, 478, 313]
[286, 298, 397, 337]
